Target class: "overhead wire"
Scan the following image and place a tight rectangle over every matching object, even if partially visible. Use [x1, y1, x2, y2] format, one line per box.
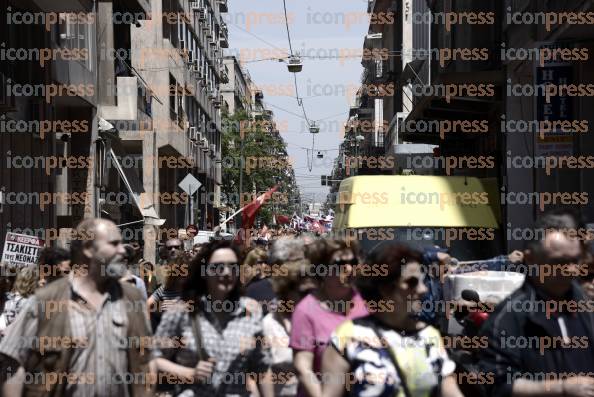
[281, 0, 318, 172]
[226, 21, 289, 53]
[281, 0, 294, 55]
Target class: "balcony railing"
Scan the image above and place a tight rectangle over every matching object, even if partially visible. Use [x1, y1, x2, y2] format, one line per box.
[220, 23, 229, 48]
[220, 65, 229, 83]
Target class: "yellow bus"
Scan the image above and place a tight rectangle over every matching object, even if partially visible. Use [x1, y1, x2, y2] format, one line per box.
[331, 175, 502, 259]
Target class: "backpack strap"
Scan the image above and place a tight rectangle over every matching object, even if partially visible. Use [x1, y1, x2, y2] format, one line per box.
[369, 325, 413, 397]
[191, 310, 209, 362]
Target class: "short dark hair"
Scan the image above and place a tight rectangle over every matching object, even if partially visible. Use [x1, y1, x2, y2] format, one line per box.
[38, 247, 70, 283]
[356, 242, 422, 303]
[306, 239, 357, 280]
[38, 247, 70, 267]
[182, 240, 244, 306]
[525, 208, 585, 255]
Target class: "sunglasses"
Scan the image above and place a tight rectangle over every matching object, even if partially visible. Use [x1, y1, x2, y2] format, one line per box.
[403, 275, 425, 290]
[167, 245, 181, 250]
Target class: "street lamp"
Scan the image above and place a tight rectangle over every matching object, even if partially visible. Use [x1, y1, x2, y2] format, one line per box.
[287, 55, 303, 73]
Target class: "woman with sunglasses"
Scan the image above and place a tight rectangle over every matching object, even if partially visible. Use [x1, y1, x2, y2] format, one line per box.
[321, 243, 463, 397]
[152, 240, 274, 397]
[290, 239, 368, 397]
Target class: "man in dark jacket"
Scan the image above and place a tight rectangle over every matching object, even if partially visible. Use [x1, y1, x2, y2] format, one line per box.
[480, 210, 594, 397]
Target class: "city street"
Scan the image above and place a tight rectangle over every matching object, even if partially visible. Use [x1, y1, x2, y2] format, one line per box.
[1, 0, 594, 396]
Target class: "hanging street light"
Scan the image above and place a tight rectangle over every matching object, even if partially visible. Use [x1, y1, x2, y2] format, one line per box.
[287, 55, 303, 73]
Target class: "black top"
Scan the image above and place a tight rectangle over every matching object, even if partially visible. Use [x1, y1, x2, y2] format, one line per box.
[244, 277, 276, 314]
[479, 280, 594, 397]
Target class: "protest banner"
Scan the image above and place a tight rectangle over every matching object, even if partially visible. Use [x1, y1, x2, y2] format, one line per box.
[1, 232, 44, 267]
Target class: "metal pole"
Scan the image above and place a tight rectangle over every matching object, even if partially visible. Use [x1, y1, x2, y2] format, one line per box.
[189, 184, 194, 225]
[203, 185, 208, 230]
[355, 142, 359, 176]
[116, 220, 145, 227]
[218, 206, 246, 227]
[238, 132, 245, 228]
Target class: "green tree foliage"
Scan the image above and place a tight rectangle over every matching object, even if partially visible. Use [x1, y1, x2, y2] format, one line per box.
[221, 111, 300, 225]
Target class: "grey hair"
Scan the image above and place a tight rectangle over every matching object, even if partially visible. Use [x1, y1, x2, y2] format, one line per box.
[268, 238, 305, 264]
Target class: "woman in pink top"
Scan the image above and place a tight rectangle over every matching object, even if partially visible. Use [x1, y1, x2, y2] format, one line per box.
[290, 239, 368, 397]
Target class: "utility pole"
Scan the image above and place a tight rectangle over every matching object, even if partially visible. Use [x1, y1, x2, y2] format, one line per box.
[238, 126, 245, 229]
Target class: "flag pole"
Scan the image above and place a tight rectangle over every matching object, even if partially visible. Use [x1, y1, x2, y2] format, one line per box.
[218, 206, 246, 227]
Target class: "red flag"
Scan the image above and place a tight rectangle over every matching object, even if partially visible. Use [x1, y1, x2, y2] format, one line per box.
[275, 215, 290, 225]
[235, 186, 278, 244]
[242, 186, 278, 229]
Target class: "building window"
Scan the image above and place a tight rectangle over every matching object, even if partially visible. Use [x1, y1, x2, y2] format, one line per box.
[169, 74, 177, 120]
[58, 13, 93, 71]
[375, 58, 383, 78]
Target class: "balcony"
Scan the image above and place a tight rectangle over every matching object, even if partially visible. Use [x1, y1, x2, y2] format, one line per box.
[34, 0, 151, 16]
[213, 95, 223, 109]
[178, 110, 188, 130]
[220, 65, 229, 83]
[99, 77, 140, 121]
[220, 23, 229, 48]
[218, 0, 228, 12]
[262, 109, 273, 121]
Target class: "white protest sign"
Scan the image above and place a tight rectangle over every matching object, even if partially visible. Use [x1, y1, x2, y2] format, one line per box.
[1, 232, 44, 267]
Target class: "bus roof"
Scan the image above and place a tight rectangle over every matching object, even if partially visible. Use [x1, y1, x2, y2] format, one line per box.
[332, 175, 500, 229]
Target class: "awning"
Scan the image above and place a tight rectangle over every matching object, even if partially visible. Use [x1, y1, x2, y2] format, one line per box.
[106, 133, 165, 226]
[400, 59, 426, 85]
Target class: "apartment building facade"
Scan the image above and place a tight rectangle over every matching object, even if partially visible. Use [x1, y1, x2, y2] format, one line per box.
[0, 0, 153, 251]
[332, 0, 594, 250]
[122, 0, 230, 255]
[221, 55, 253, 115]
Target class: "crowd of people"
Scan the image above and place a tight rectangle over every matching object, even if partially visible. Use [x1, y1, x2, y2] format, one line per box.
[0, 209, 592, 396]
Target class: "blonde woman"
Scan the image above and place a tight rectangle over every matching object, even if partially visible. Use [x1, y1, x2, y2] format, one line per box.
[0, 266, 38, 339]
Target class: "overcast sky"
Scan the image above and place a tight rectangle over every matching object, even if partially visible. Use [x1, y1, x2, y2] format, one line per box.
[225, 0, 369, 205]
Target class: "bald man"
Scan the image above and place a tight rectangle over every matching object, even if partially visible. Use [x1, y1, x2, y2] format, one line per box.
[0, 218, 155, 397]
